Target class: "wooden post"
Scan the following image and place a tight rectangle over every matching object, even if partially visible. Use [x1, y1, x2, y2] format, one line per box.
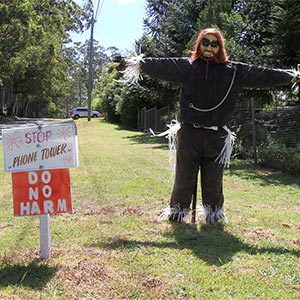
[250, 97, 257, 164]
[137, 109, 140, 131]
[191, 172, 198, 224]
[40, 214, 50, 259]
[143, 107, 146, 131]
[154, 106, 157, 132]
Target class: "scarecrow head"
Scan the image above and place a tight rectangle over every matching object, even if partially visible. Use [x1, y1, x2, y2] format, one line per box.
[191, 28, 228, 63]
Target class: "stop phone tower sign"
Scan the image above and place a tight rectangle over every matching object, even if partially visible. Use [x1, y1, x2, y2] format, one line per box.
[2, 121, 79, 172]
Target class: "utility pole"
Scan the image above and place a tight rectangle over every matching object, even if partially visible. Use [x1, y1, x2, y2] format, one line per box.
[87, 15, 95, 121]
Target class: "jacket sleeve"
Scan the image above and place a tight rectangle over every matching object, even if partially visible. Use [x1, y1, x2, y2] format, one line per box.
[237, 62, 295, 88]
[140, 57, 192, 83]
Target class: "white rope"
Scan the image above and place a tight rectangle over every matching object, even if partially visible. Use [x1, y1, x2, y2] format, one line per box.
[291, 64, 300, 92]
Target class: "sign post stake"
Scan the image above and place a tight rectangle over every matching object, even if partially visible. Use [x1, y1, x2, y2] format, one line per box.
[40, 214, 50, 259]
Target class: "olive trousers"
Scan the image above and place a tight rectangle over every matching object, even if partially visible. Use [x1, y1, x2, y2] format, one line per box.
[170, 123, 226, 211]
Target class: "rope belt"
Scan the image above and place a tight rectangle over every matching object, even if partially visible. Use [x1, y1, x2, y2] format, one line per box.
[182, 122, 218, 131]
[193, 124, 218, 131]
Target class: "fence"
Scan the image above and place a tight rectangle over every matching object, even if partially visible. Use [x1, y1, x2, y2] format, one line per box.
[138, 100, 300, 172]
[255, 105, 300, 147]
[233, 99, 300, 159]
[138, 105, 172, 132]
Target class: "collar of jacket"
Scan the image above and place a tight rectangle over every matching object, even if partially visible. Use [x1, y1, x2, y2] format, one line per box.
[194, 56, 218, 80]
[196, 55, 220, 65]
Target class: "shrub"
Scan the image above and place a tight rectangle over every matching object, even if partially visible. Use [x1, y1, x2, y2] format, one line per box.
[257, 138, 300, 174]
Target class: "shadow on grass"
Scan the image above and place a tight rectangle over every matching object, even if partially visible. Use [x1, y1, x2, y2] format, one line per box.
[226, 160, 300, 186]
[0, 260, 57, 289]
[92, 223, 299, 266]
[124, 132, 169, 150]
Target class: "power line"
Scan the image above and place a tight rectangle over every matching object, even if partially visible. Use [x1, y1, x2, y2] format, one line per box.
[94, 0, 104, 20]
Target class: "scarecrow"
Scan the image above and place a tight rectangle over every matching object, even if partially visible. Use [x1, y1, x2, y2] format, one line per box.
[115, 28, 300, 224]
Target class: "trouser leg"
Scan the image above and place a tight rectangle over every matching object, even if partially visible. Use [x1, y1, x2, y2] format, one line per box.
[169, 126, 200, 214]
[200, 158, 224, 210]
[170, 156, 199, 210]
[170, 142, 199, 209]
[200, 128, 228, 224]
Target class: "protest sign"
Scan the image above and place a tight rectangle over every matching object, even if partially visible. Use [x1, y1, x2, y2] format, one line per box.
[2, 122, 79, 172]
[2, 121, 78, 259]
[12, 169, 72, 216]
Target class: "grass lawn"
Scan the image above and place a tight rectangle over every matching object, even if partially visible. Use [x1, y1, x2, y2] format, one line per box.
[0, 119, 299, 300]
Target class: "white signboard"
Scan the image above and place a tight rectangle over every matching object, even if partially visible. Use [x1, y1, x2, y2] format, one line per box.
[2, 122, 79, 172]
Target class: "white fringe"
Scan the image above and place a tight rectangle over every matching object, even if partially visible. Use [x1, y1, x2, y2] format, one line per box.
[151, 122, 236, 182]
[115, 53, 145, 85]
[203, 205, 228, 225]
[157, 206, 191, 222]
[157, 204, 228, 225]
[150, 119, 181, 175]
[215, 125, 236, 168]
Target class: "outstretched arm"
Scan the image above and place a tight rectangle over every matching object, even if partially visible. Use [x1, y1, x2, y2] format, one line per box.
[114, 54, 191, 84]
[237, 62, 299, 88]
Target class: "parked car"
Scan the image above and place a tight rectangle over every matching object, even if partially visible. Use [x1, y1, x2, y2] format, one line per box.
[71, 107, 102, 119]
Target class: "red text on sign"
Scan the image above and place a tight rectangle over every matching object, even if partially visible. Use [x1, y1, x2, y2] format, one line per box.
[25, 130, 52, 144]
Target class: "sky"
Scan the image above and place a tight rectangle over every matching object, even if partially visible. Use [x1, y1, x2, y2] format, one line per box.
[73, 0, 147, 52]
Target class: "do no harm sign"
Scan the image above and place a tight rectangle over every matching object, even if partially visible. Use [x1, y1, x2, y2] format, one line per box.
[12, 169, 72, 216]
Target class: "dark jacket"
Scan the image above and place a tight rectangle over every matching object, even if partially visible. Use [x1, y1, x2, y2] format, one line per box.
[140, 57, 294, 126]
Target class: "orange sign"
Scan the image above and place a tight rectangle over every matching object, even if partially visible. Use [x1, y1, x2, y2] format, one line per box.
[12, 169, 72, 216]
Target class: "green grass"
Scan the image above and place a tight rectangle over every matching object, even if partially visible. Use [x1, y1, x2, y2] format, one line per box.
[0, 119, 299, 299]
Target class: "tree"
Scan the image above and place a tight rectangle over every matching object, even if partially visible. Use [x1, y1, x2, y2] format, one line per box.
[63, 39, 110, 116]
[144, 0, 205, 56]
[95, 0, 299, 128]
[273, 0, 300, 67]
[0, 0, 92, 117]
[271, 0, 300, 104]
[229, 0, 300, 104]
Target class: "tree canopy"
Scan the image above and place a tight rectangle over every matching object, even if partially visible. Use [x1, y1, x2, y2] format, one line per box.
[0, 0, 92, 117]
[98, 0, 299, 128]
[0, 0, 299, 121]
